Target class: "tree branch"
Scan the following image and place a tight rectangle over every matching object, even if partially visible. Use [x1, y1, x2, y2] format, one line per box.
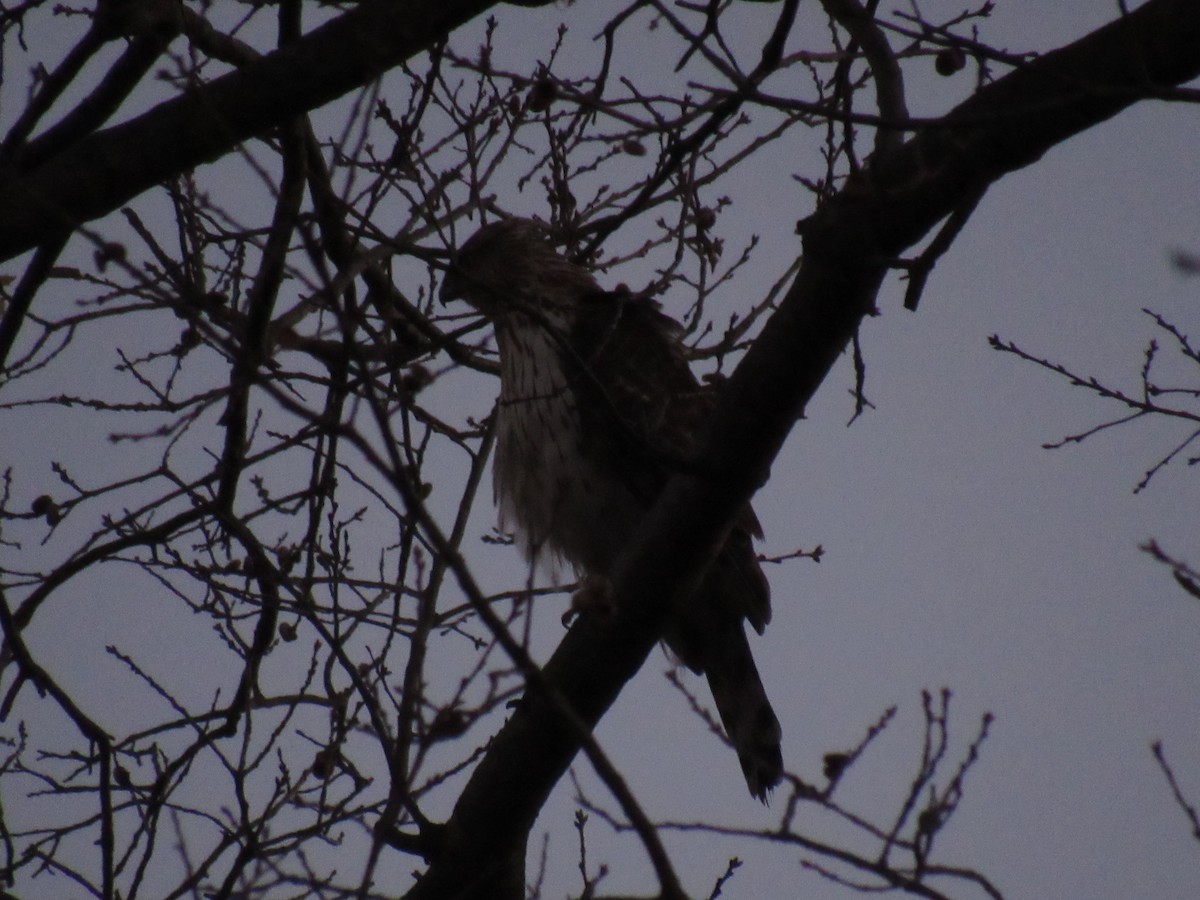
[0, 0, 497, 261]
[407, 1, 1200, 895]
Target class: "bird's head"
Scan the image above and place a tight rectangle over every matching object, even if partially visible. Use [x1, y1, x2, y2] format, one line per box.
[440, 217, 599, 321]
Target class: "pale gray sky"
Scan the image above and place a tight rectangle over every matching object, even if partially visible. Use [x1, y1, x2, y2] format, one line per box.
[2, 3, 1198, 899]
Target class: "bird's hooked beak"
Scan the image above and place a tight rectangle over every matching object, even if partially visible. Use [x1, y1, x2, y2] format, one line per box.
[438, 264, 463, 306]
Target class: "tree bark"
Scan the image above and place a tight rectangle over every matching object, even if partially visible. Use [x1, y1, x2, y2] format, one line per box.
[0, 0, 495, 261]
[405, 1, 1200, 896]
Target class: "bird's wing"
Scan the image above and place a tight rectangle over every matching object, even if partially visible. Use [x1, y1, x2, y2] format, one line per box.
[567, 290, 771, 632]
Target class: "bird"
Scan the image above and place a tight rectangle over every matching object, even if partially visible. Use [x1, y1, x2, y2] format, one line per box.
[440, 217, 783, 800]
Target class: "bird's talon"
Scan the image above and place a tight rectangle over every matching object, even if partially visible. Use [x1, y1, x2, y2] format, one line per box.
[568, 574, 615, 622]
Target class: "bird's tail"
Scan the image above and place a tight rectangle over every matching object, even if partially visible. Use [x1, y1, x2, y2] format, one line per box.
[704, 630, 783, 801]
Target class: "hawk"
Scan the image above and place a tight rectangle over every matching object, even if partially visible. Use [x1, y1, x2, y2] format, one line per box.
[440, 217, 783, 800]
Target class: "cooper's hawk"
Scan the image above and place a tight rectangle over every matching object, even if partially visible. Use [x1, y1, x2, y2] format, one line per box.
[440, 217, 783, 800]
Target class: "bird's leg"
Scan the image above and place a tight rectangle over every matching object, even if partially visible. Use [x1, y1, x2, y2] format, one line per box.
[561, 573, 615, 626]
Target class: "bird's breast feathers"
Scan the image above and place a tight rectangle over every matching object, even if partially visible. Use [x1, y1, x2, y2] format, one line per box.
[492, 317, 643, 576]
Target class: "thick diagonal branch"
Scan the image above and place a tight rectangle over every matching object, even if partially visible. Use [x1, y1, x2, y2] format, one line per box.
[406, 2, 1200, 897]
[0, 0, 495, 261]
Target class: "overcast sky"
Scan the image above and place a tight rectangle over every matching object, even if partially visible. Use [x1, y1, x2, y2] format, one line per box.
[525, 6, 1200, 896]
[3, 3, 1199, 899]
[487, 4, 1200, 897]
